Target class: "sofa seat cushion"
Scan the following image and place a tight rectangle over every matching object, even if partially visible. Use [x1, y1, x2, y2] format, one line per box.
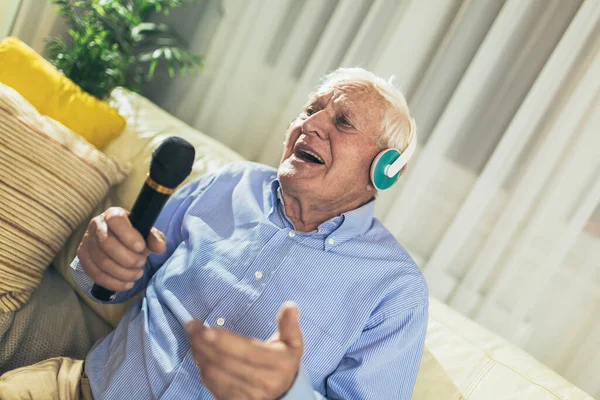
[413, 347, 463, 399]
[425, 298, 594, 399]
[0, 264, 112, 374]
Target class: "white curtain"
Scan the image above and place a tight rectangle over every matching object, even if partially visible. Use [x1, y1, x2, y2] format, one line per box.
[0, 1, 21, 38]
[148, 1, 600, 395]
[4, 0, 64, 52]
[9, 0, 600, 396]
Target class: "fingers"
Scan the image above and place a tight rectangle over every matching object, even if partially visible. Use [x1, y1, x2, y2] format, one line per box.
[197, 363, 234, 397]
[77, 240, 136, 292]
[103, 207, 146, 252]
[187, 323, 257, 380]
[88, 236, 144, 282]
[102, 208, 166, 256]
[186, 319, 302, 400]
[276, 302, 303, 350]
[185, 322, 280, 370]
[77, 207, 168, 290]
[196, 361, 259, 400]
[147, 227, 167, 255]
[191, 338, 260, 388]
[92, 216, 146, 268]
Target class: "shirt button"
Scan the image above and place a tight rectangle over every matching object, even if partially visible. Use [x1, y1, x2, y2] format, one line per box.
[254, 271, 263, 280]
[288, 230, 296, 238]
[216, 318, 225, 326]
[328, 237, 335, 245]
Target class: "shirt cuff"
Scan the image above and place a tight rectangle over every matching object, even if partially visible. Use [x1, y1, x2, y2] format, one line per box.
[71, 256, 96, 294]
[280, 368, 317, 400]
[70, 256, 136, 304]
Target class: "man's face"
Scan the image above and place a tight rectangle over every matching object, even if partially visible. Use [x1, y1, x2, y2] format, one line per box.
[278, 83, 386, 208]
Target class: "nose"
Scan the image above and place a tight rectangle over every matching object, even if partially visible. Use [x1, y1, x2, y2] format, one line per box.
[301, 110, 328, 141]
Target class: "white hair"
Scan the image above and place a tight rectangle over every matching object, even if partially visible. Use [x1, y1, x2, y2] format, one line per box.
[315, 67, 415, 152]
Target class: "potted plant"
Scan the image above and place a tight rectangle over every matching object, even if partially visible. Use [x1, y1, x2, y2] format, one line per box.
[46, 0, 203, 99]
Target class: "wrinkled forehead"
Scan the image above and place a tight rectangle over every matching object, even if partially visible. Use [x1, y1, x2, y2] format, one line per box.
[312, 81, 387, 130]
[315, 81, 384, 105]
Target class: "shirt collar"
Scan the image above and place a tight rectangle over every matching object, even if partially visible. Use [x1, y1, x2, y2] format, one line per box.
[267, 179, 375, 249]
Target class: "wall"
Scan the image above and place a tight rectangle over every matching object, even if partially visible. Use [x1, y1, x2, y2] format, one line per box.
[0, 0, 21, 38]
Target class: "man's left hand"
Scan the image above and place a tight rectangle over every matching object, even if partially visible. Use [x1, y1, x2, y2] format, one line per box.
[185, 302, 304, 400]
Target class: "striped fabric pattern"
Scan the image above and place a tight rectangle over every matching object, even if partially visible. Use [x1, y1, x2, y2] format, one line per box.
[0, 83, 128, 312]
[72, 161, 428, 399]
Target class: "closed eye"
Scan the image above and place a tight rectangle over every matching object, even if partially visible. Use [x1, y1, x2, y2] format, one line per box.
[337, 115, 354, 129]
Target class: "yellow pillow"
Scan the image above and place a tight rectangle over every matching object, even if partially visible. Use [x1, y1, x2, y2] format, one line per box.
[0, 37, 125, 149]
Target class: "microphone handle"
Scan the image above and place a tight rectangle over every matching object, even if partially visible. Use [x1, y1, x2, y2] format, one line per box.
[91, 183, 171, 301]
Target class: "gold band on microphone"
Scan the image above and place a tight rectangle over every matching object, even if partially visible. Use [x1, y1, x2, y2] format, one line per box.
[145, 173, 176, 195]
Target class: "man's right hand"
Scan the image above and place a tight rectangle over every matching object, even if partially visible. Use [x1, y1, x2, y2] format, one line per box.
[76, 207, 166, 292]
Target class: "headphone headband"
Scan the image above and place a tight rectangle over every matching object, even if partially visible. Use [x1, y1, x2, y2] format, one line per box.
[384, 118, 417, 177]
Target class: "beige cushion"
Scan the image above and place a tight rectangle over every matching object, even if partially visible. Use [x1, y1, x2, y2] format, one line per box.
[424, 298, 594, 399]
[102, 88, 245, 208]
[54, 88, 243, 327]
[0, 84, 129, 312]
[414, 347, 462, 399]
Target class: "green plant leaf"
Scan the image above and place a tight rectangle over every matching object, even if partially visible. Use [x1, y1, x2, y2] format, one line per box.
[152, 48, 163, 59]
[47, 0, 203, 99]
[148, 59, 159, 78]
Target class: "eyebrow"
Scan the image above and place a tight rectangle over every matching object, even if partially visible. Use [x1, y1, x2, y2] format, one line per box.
[308, 95, 325, 108]
[335, 98, 358, 128]
[308, 93, 359, 129]
[340, 106, 357, 125]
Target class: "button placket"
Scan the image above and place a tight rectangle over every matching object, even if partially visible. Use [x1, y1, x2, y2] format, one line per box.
[206, 228, 292, 327]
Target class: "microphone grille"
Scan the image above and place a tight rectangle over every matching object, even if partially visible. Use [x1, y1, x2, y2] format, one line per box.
[149, 136, 195, 188]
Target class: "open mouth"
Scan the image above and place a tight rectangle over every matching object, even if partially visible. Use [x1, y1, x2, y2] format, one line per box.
[294, 148, 325, 165]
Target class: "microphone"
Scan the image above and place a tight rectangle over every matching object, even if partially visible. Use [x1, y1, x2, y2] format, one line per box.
[91, 136, 195, 301]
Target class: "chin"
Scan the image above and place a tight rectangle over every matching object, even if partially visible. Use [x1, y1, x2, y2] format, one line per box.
[278, 164, 309, 191]
[279, 160, 316, 179]
[277, 165, 300, 186]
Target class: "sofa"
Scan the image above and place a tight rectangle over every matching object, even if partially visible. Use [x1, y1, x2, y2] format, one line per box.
[4, 87, 594, 400]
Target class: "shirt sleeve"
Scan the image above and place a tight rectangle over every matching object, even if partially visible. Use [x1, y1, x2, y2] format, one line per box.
[282, 301, 428, 400]
[70, 174, 214, 304]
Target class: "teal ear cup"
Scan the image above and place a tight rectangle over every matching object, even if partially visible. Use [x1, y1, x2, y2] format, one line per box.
[370, 148, 401, 191]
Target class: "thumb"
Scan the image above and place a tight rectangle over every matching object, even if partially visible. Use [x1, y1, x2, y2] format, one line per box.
[146, 228, 166, 255]
[275, 302, 303, 350]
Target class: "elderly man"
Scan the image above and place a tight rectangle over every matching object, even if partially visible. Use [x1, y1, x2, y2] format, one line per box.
[1, 68, 428, 399]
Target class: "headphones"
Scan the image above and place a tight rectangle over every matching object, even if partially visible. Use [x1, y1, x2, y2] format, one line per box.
[370, 118, 417, 191]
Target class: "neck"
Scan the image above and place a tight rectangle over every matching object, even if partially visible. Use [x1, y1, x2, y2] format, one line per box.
[279, 188, 374, 232]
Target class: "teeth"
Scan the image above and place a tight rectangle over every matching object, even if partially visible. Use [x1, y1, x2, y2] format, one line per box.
[302, 150, 324, 164]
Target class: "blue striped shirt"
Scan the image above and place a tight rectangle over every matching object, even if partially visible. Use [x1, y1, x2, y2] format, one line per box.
[71, 161, 428, 399]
